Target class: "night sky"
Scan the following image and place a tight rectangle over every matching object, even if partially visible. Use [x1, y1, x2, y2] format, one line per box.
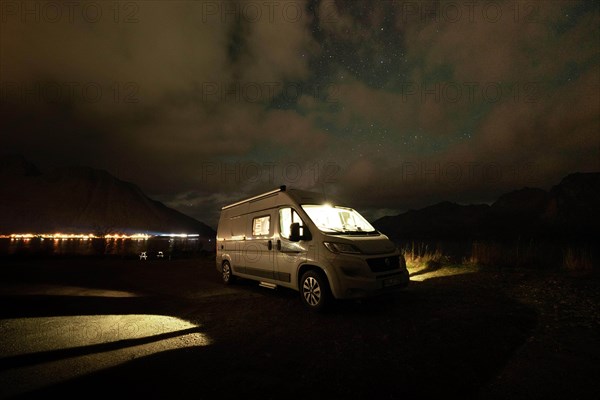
[2, 0, 599, 229]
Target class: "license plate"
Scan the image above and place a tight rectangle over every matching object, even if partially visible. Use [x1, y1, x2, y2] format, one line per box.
[383, 277, 402, 287]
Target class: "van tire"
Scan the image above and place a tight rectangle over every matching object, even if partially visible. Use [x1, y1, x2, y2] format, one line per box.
[222, 261, 236, 285]
[299, 270, 330, 312]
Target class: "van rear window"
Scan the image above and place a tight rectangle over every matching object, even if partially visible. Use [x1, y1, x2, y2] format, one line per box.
[252, 215, 270, 236]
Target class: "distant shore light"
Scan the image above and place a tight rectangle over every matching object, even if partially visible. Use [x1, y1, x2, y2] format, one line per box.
[2, 232, 154, 240]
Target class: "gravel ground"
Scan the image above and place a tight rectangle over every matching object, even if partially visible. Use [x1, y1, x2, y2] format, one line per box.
[0, 256, 598, 399]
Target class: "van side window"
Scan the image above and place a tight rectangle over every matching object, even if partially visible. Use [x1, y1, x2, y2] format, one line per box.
[252, 215, 270, 236]
[279, 207, 304, 239]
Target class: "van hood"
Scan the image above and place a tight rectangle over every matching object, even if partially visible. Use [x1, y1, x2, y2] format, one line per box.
[332, 234, 397, 255]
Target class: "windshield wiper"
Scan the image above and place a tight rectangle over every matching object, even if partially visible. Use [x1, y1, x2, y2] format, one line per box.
[320, 227, 346, 234]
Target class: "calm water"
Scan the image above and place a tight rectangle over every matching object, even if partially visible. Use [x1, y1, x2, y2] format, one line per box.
[0, 237, 212, 258]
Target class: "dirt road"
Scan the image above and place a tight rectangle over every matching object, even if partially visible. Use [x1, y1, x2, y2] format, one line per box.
[0, 256, 598, 399]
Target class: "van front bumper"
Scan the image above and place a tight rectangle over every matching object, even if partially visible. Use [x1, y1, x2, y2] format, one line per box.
[335, 268, 410, 299]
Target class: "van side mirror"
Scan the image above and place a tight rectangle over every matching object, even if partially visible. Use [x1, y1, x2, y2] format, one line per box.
[289, 223, 301, 242]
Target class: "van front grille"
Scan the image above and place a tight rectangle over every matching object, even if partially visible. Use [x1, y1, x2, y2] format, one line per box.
[366, 256, 400, 273]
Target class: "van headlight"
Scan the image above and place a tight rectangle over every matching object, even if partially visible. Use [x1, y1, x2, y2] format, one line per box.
[323, 242, 361, 254]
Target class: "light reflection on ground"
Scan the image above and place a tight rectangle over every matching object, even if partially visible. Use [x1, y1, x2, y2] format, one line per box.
[0, 315, 210, 398]
[408, 265, 480, 282]
[0, 284, 141, 298]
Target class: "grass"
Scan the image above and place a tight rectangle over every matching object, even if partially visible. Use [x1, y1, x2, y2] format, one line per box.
[400, 241, 478, 281]
[562, 246, 595, 274]
[399, 239, 598, 275]
[401, 241, 447, 270]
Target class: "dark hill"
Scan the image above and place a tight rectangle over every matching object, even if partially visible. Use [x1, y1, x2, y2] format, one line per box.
[547, 172, 600, 227]
[373, 172, 600, 242]
[0, 154, 41, 177]
[374, 201, 490, 240]
[0, 156, 215, 239]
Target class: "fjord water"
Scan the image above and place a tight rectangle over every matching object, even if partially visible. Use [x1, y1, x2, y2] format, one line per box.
[0, 237, 207, 258]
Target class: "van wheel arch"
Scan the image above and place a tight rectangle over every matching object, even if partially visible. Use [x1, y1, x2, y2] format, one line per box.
[297, 265, 331, 290]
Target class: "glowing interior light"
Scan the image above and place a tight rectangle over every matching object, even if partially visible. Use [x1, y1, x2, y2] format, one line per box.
[302, 204, 376, 233]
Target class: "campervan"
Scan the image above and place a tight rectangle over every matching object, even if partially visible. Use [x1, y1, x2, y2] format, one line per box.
[215, 186, 409, 311]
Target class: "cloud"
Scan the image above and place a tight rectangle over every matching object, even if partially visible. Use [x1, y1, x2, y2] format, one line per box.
[1, 1, 325, 182]
[1, 0, 598, 226]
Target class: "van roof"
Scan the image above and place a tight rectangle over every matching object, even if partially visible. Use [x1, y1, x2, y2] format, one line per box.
[221, 185, 331, 210]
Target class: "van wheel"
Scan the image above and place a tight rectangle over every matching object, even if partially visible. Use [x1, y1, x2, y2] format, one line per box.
[222, 261, 236, 285]
[300, 270, 330, 311]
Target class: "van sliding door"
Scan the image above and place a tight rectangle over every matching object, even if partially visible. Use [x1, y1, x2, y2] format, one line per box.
[243, 212, 276, 280]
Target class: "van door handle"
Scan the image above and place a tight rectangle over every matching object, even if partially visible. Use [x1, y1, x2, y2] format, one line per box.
[277, 240, 281, 251]
[268, 240, 272, 250]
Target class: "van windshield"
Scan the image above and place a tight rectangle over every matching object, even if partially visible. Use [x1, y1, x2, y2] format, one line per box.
[301, 204, 378, 234]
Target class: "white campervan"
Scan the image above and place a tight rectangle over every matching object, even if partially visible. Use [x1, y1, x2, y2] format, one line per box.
[215, 186, 409, 311]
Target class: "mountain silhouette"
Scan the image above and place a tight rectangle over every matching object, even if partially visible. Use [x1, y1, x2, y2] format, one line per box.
[0, 155, 215, 240]
[373, 172, 600, 242]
